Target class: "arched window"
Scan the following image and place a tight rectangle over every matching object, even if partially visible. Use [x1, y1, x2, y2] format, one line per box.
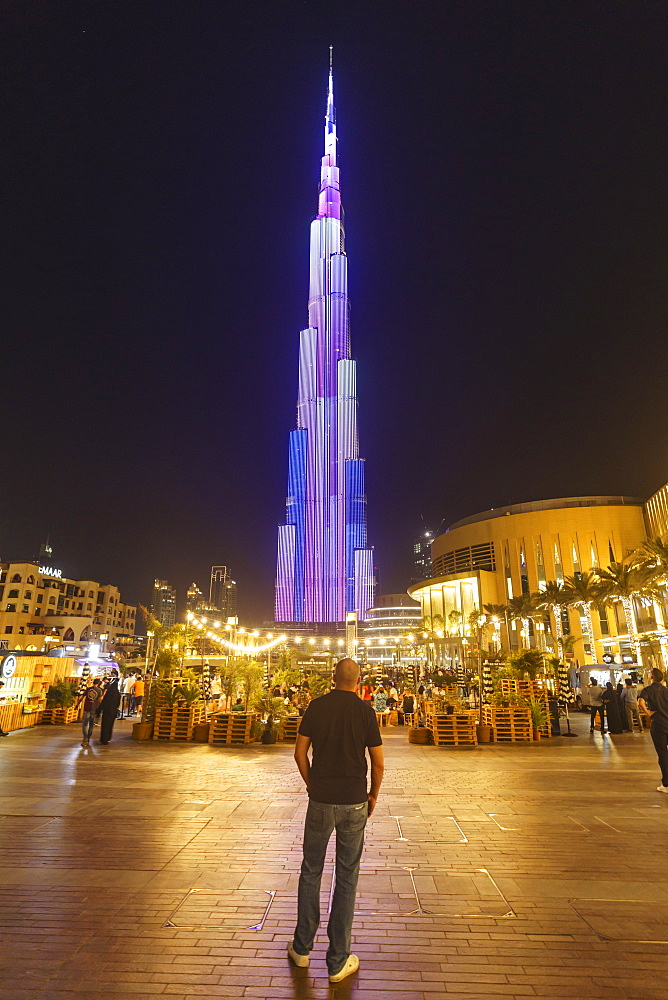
[14, 643, 22, 650]
[26, 644, 38, 651]
[80, 628, 89, 641]
[48, 597, 55, 605]
[11, 574, 21, 583]
[27, 575, 35, 585]
[88, 591, 94, 598]
[25, 590, 32, 599]
[63, 628, 75, 641]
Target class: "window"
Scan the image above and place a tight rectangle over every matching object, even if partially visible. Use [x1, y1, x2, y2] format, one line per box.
[25, 590, 32, 599]
[5, 604, 16, 613]
[37, 594, 43, 604]
[87, 604, 92, 611]
[48, 597, 55, 605]
[22, 605, 29, 613]
[11, 574, 21, 583]
[64, 600, 70, 609]
[77, 602, 83, 611]
[34, 609, 40, 617]
[8, 589, 19, 599]
[88, 591, 94, 598]
[4, 626, 12, 634]
[26, 575, 35, 585]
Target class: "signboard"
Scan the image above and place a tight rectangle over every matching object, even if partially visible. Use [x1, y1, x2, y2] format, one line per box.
[621, 654, 635, 664]
[39, 566, 63, 579]
[1, 654, 17, 679]
[602, 653, 616, 664]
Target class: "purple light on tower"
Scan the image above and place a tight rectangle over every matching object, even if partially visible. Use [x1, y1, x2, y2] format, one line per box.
[275, 57, 374, 623]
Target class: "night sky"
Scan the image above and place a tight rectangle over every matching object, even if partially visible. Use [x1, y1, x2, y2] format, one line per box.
[3, 2, 667, 621]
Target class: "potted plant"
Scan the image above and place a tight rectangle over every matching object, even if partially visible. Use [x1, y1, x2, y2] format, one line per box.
[530, 701, 548, 741]
[253, 693, 290, 744]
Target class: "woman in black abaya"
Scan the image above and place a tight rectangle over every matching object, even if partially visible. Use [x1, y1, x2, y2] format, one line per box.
[602, 681, 624, 734]
[99, 674, 121, 745]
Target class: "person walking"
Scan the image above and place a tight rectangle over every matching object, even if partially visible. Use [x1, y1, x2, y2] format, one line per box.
[120, 672, 134, 717]
[588, 677, 606, 733]
[0, 680, 10, 736]
[289, 658, 384, 983]
[77, 677, 103, 747]
[638, 668, 668, 793]
[621, 678, 643, 734]
[132, 675, 145, 717]
[98, 672, 121, 745]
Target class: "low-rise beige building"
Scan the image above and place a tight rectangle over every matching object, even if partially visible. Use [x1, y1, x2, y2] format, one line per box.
[0, 559, 137, 653]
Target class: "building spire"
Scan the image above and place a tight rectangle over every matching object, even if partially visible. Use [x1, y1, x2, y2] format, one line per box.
[325, 46, 336, 165]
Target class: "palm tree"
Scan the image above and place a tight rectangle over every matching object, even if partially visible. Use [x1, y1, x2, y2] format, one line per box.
[564, 571, 602, 664]
[535, 582, 571, 650]
[595, 562, 660, 666]
[506, 593, 537, 649]
[633, 536, 668, 580]
[483, 603, 510, 652]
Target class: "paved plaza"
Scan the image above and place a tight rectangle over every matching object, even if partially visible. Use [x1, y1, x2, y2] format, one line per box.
[0, 715, 666, 1000]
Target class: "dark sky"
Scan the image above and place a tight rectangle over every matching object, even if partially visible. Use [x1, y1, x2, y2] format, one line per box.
[3, 1, 667, 621]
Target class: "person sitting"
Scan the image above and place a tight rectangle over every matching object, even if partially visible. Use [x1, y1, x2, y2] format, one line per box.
[231, 697, 245, 712]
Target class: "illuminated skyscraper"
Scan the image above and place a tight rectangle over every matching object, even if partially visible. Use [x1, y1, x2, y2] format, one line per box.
[275, 61, 374, 623]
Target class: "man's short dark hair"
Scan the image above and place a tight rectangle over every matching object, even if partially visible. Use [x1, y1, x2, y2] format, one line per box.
[651, 668, 664, 683]
[625, 678, 633, 686]
[93, 678, 102, 686]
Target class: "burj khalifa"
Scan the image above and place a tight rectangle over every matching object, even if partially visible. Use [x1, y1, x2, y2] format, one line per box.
[275, 61, 374, 624]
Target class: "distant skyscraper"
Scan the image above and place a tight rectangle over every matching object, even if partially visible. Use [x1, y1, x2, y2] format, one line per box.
[152, 579, 176, 627]
[186, 582, 203, 614]
[209, 566, 237, 620]
[275, 60, 374, 623]
[412, 531, 434, 583]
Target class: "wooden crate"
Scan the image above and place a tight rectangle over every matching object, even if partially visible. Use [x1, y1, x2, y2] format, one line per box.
[281, 715, 301, 742]
[483, 705, 532, 742]
[209, 712, 256, 746]
[497, 680, 552, 737]
[153, 703, 208, 742]
[426, 711, 477, 747]
[41, 706, 80, 725]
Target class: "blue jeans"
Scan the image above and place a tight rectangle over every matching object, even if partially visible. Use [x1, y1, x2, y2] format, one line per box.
[293, 799, 368, 976]
[82, 711, 96, 741]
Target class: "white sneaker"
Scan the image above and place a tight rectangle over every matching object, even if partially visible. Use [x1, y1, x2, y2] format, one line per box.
[287, 940, 309, 968]
[329, 954, 359, 983]
[657, 785, 668, 793]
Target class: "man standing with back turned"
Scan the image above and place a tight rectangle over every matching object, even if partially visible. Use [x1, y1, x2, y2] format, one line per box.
[289, 657, 384, 983]
[638, 668, 668, 792]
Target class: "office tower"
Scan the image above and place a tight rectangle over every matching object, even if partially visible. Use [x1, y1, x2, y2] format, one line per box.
[186, 582, 203, 614]
[275, 60, 374, 623]
[210, 566, 237, 619]
[151, 579, 176, 627]
[412, 531, 434, 583]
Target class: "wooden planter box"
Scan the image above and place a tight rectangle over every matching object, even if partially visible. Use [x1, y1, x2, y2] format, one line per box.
[209, 712, 256, 746]
[483, 705, 532, 742]
[425, 710, 477, 747]
[281, 716, 301, 743]
[153, 703, 208, 742]
[42, 706, 79, 725]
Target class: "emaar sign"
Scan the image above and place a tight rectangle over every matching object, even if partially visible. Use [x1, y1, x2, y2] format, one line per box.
[39, 566, 63, 579]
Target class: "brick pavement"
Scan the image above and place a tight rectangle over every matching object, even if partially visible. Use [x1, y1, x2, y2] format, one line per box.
[0, 713, 666, 999]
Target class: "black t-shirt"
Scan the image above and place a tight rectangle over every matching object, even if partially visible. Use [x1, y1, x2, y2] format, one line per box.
[299, 689, 382, 805]
[639, 682, 668, 723]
